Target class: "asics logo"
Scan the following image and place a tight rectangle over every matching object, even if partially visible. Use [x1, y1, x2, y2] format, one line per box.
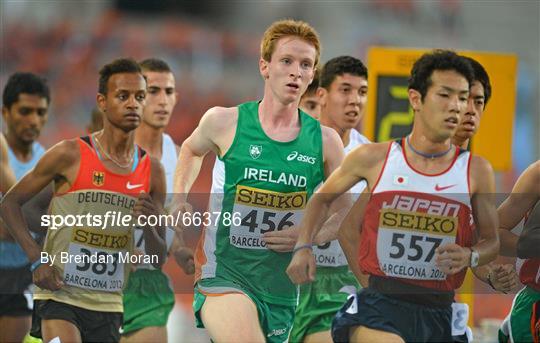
[286, 151, 316, 165]
[126, 181, 143, 190]
[287, 151, 299, 160]
[267, 328, 287, 337]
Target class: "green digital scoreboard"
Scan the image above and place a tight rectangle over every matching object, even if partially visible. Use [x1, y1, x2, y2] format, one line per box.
[374, 76, 411, 142]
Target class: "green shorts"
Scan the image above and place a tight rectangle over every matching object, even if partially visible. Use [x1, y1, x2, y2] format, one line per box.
[289, 266, 360, 343]
[121, 269, 175, 335]
[22, 333, 43, 343]
[193, 281, 296, 343]
[499, 286, 540, 343]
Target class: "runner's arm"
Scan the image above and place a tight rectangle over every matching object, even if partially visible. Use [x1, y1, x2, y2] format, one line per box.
[468, 156, 499, 265]
[437, 156, 499, 274]
[498, 161, 540, 257]
[472, 263, 519, 293]
[0, 140, 78, 263]
[287, 143, 383, 284]
[137, 157, 168, 268]
[517, 226, 540, 258]
[172, 107, 231, 202]
[339, 189, 371, 287]
[0, 134, 16, 193]
[164, 144, 195, 274]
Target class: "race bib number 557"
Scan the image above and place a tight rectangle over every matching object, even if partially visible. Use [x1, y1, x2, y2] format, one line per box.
[377, 208, 457, 280]
[230, 185, 306, 249]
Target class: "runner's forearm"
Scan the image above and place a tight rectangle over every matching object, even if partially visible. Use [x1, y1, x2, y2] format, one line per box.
[0, 197, 42, 263]
[517, 227, 540, 258]
[173, 143, 205, 202]
[143, 225, 167, 267]
[338, 222, 365, 286]
[296, 193, 331, 246]
[313, 192, 353, 245]
[498, 229, 519, 257]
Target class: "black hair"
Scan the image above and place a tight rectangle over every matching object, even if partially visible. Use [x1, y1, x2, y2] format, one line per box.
[2, 72, 50, 109]
[320, 56, 368, 90]
[139, 58, 172, 73]
[98, 58, 143, 94]
[408, 50, 474, 100]
[462, 56, 491, 107]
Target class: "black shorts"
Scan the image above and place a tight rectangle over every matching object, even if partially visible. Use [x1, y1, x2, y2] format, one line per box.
[30, 299, 123, 343]
[0, 264, 33, 316]
[331, 288, 469, 343]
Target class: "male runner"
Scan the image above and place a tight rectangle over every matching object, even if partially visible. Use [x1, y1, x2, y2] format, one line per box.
[121, 58, 194, 342]
[299, 70, 321, 119]
[287, 50, 500, 342]
[453, 56, 518, 293]
[0, 134, 16, 194]
[172, 19, 347, 342]
[0, 58, 167, 342]
[0, 72, 50, 343]
[451, 56, 491, 150]
[497, 160, 540, 343]
[288, 56, 370, 343]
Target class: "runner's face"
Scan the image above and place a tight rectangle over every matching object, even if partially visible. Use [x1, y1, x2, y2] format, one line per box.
[2, 94, 49, 146]
[299, 92, 321, 119]
[454, 81, 485, 141]
[141, 71, 177, 129]
[98, 73, 146, 132]
[262, 36, 316, 105]
[322, 74, 367, 130]
[416, 70, 469, 140]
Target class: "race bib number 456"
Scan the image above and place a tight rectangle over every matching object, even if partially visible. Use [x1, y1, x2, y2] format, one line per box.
[377, 208, 457, 280]
[230, 185, 306, 249]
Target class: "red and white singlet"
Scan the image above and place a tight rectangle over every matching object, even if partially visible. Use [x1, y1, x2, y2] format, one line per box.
[359, 139, 474, 291]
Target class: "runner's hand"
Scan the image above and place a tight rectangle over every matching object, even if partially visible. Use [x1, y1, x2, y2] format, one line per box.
[490, 264, 519, 293]
[286, 247, 316, 284]
[262, 227, 298, 252]
[435, 243, 470, 275]
[33, 263, 64, 291]
[174, 245, 195, 275]
[133, 191, 159, 228]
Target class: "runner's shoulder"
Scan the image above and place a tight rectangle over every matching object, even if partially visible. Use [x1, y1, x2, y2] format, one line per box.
[148, 155, 164, 171]
[41, 138, 81, 166]
[200, 106, 239, 131]
[469, 155, 494, 177]
[321, 125, 344, 149]
[346, 141, 391, 169]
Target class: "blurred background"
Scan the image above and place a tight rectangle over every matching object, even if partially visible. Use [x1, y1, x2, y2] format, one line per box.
[1, 1, 539, 342]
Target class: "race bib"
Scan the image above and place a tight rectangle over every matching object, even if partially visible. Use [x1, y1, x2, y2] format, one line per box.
[63, 228, 130, 292]
[63, 243, 124, 292]
[313, 240, 348, 267]
[230, 185, 305, 250]
[377, 208, 457, 280]
[345, 293, 359, 314]
[451, 302, 469, 336]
